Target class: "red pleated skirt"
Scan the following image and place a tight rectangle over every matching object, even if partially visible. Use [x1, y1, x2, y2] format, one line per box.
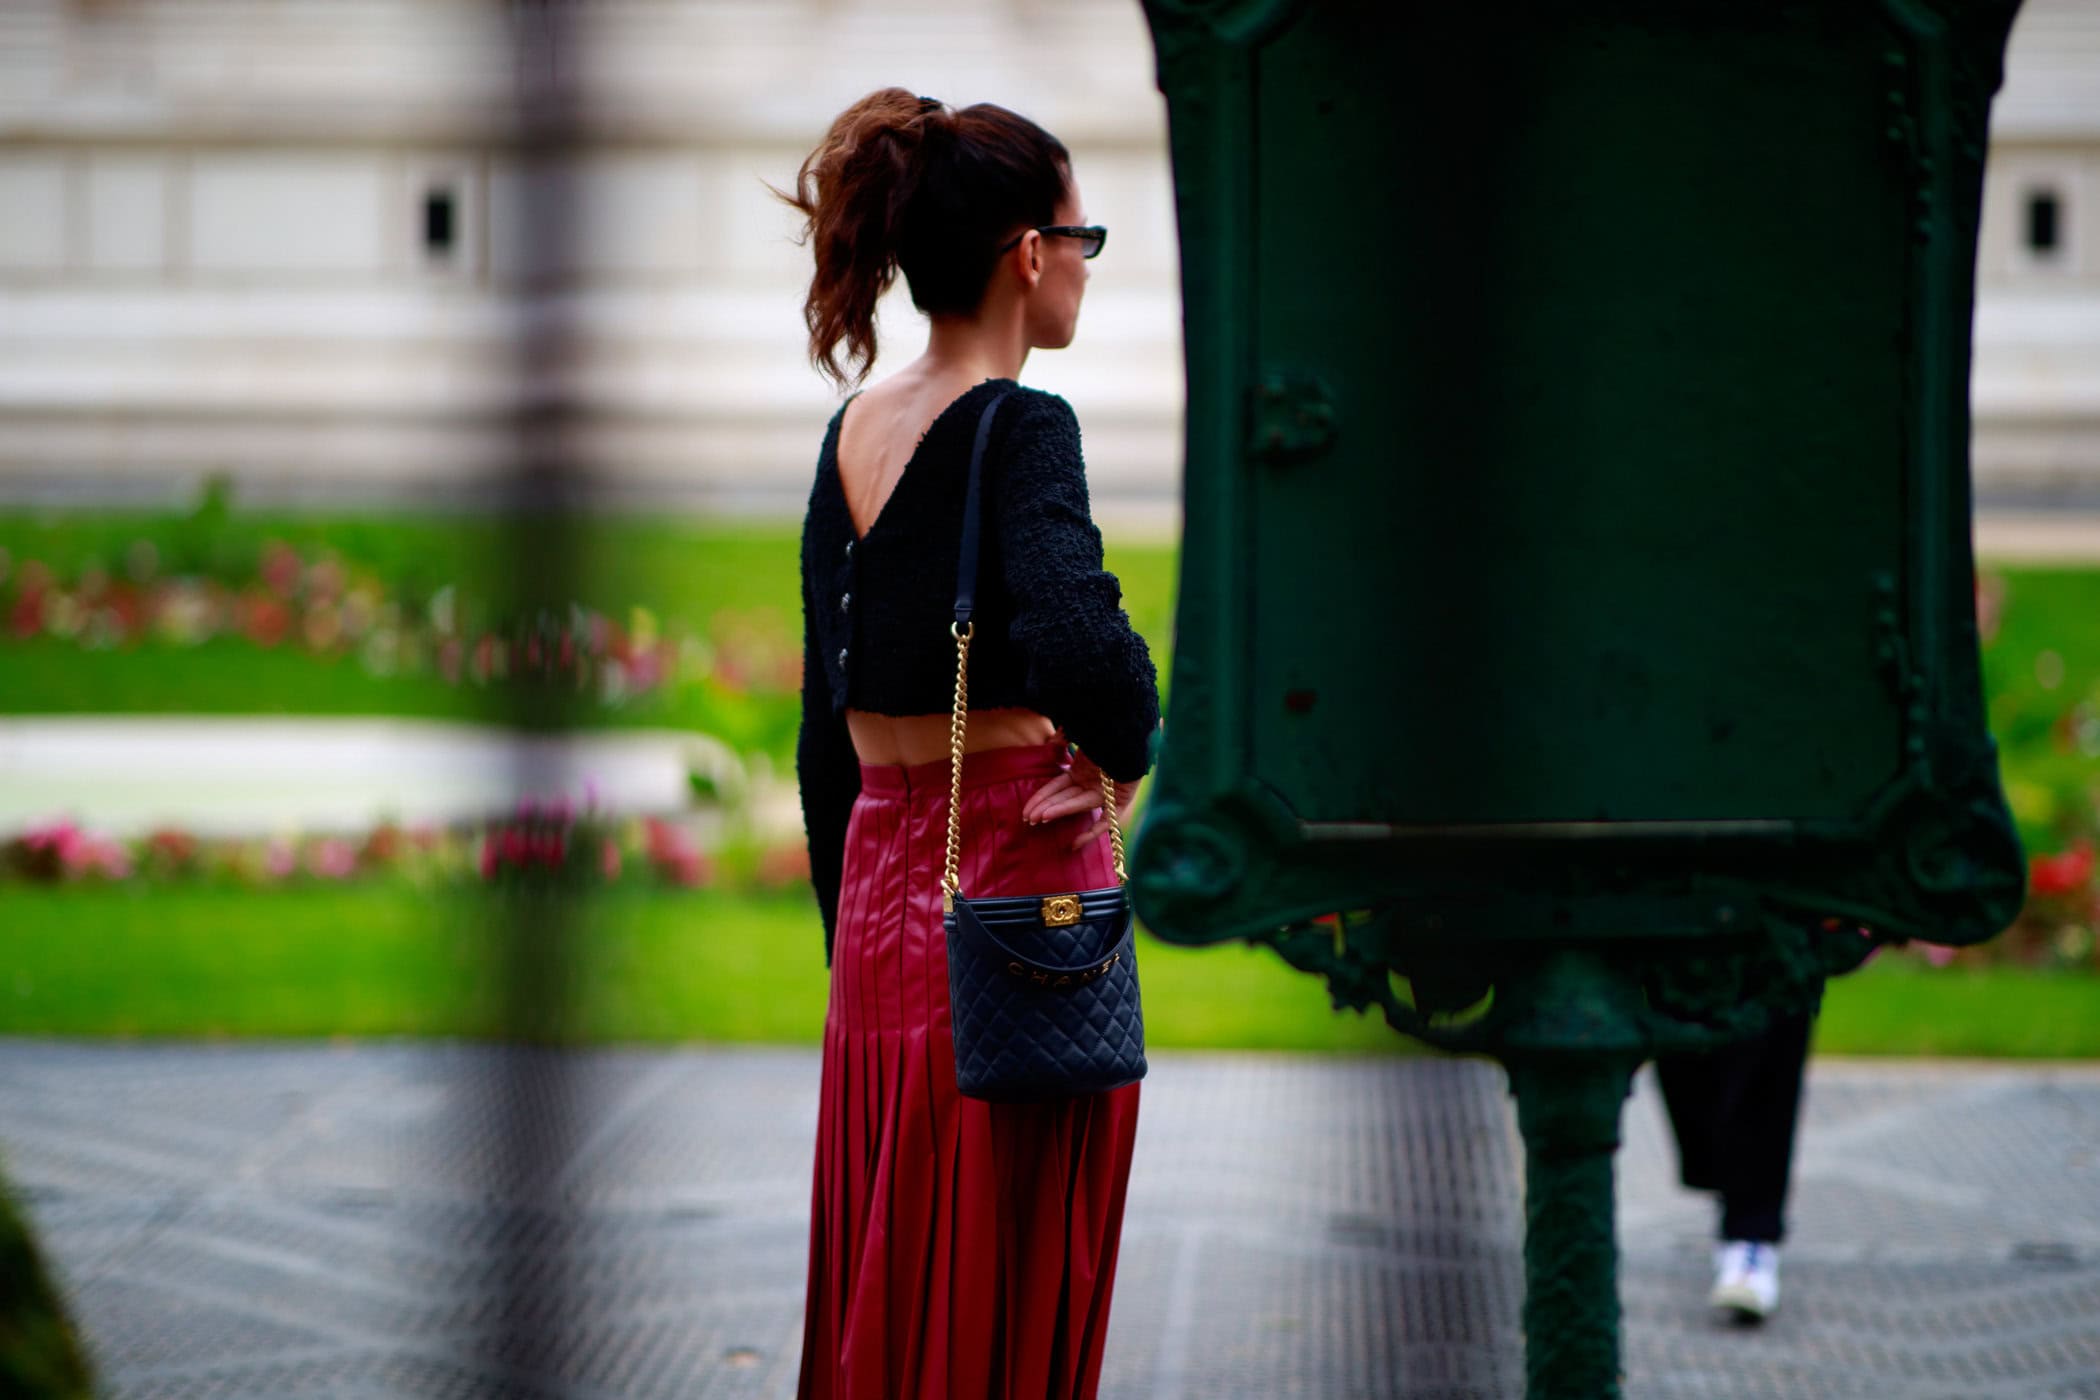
[798, 741, 1141, 1400]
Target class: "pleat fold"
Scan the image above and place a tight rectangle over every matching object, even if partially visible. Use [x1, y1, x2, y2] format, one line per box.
[798, 742, 1140, 1400]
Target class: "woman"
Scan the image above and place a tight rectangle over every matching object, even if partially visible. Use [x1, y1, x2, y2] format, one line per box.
[784, 89, 1161, 1400]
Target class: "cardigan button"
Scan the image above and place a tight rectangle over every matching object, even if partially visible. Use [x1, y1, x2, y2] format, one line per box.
[843, 539, 854, 561]
[840, 591, 851, 613]
[838, 647, 849, 669]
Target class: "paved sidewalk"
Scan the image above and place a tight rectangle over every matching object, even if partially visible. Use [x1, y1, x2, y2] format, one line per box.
[1, 1041, 2096, 1399]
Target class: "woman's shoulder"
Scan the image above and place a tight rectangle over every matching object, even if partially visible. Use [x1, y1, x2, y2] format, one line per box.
[997, 380, 1075, 420]
[990, 381, 1082, 458]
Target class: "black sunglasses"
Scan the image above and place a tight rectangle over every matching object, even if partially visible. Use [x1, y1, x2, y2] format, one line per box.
[997, 224, 1108, 260]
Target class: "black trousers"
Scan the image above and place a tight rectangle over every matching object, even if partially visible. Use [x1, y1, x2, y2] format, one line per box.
[1654, 1009, 1813, 1244]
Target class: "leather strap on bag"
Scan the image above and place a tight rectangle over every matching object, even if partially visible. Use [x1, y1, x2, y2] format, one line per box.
[942, 390, 1125, 910]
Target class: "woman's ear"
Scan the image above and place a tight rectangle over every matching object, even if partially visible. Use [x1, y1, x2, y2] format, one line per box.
[1017, 230, 1043, 290]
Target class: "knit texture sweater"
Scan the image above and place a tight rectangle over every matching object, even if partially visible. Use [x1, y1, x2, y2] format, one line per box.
[797, 378, 1161, 961]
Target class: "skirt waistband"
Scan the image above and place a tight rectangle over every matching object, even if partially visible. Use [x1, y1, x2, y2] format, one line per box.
[858, 740, 1067, 796]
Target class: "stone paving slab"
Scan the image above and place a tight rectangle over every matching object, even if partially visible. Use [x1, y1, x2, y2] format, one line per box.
[0, 1041, 2096, 1398]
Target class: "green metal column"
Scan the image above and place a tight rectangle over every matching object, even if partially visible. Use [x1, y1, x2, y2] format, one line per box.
[1512, 1058, 1635, 1400]
[1499, 951, 1648, 1399]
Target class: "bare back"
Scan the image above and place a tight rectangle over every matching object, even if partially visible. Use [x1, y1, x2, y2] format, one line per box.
[835, 369, 1059, 766]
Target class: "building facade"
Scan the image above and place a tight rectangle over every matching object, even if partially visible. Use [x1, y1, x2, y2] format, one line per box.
[0, 0, 2093, 515]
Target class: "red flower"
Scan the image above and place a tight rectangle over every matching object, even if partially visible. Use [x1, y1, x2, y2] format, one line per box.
[240, 592, 291, 648]
[259, 541, 302, 597]
[642, 817, 709, 887]
[10, 586, 46, 639]
[2031, 840, 2096, 899]
[755, 842, 811, 888]
[363, 823, 406, 866]
[663, 851, 709, 888]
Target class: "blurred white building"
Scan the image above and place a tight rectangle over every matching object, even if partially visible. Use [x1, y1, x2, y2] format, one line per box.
[0, 0, 2094, 517]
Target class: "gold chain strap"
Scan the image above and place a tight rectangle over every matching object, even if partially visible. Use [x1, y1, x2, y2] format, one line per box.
[942, 622, 973, 910]
[942, 619, 1126, 909]
[1102, 771, 1126, 882]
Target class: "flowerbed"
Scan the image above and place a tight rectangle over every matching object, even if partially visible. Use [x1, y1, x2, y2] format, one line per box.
[0, 493, 803, 756]
[1, 499, 2093, 971]
[1966, 566, 2100, 972]
[2, 801, 812, 898]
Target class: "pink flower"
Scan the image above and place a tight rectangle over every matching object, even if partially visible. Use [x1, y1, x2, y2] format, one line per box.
[85, 839, 131, 880]
[1921, 943, 1959, 968]
[262, 838, 298, 881]
[306, 837, 358, 880]
[19, 821, 128, 880]
[642, 817, 709, 887]
[22, 820, 81, 857]
[1975, 571, 2006, 644]
[304, 556, 344, 601]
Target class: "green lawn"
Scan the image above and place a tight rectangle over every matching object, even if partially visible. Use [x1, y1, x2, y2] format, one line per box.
[4, 505, 2097, 1054]
[0, 510, 1180, 760]
[0, 506, 1178, 627]
[0, 885, 1395, 1050]
[1977, 566, 2100, 854]
[5, 884, 2096, 1056]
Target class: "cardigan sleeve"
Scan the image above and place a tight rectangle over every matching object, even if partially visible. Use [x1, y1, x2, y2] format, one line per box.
[992, 391, 1161, 782]
[796, 535, 861, 966]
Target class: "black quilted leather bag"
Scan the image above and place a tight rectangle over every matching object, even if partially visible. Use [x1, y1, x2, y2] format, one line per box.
[940, 392, 1148, 1103]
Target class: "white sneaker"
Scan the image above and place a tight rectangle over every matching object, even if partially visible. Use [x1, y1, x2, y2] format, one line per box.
[1710, 1241, 1780, 1322]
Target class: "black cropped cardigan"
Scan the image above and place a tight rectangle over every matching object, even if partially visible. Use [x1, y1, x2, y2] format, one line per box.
[796, 378, 1161, 961]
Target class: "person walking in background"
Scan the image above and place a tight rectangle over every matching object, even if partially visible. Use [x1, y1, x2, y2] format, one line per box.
[1655, 1007, 1815, 1323]
[782, 89, 1159, 1399]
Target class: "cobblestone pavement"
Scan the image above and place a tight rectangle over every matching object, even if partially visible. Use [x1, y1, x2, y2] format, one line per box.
[1, 1041, 2096, 1399]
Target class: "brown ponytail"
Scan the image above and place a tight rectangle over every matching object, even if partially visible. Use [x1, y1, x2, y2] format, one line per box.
[781, 88, 1071, 387]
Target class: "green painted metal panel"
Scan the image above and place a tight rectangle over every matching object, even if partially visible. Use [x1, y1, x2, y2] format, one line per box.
[1134, 0, 2026, 971]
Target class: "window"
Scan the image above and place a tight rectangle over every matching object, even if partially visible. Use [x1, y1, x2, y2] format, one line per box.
[404, 162, 479, 279]
[423, 185, 459, 261]
[2024, 188, 2061, 259]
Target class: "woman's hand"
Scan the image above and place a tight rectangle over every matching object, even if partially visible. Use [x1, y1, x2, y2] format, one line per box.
[1023, 748, 1141, 851]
